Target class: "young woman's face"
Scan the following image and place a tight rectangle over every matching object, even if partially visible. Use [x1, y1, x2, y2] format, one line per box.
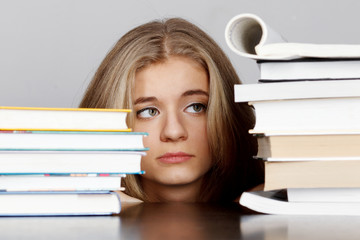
[133, 56, 212, 189]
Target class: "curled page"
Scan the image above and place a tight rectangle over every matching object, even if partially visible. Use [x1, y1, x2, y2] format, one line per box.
[225, 13, 289, 60]
[225, 13, 360, 60]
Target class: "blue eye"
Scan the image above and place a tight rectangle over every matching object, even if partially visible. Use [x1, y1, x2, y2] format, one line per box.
[136, 107, 159, 119]
[185, 103, 207, 113]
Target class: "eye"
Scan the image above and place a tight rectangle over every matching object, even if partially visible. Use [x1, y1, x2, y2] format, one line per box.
[185, 103, 207, 114]
[136, 107, 159, 119]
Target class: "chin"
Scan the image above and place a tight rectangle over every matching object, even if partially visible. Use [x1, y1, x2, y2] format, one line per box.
[158, 174, 202, 186]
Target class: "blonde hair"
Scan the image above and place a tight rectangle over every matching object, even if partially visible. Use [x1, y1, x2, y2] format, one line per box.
[80, 18, 263, 202]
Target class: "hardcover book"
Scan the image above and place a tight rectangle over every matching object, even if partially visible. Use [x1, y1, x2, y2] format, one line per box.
[0, 174, 125, 191]
[0, 191, 121, 216]
[0, 151, 145, 174]
[0, 131, 148, 151]
[264, 160, 360, 190]
[257, 133, 360, 158]
[234, 80, 360, 102]
[0, 106, 131, 131]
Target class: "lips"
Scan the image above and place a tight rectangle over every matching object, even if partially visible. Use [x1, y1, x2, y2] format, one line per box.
[157, 152, 194, 164]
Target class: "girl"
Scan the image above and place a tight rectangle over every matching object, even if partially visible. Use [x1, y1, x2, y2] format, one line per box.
[80, 18, 263, 202]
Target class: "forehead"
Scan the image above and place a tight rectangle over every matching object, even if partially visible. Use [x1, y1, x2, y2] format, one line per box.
[134, 56, 209, 98]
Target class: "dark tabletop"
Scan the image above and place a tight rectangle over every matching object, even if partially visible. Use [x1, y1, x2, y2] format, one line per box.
[1, 202, 360, 240]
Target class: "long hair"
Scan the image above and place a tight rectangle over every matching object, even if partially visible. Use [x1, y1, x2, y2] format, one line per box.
[80, 18, 264, 202]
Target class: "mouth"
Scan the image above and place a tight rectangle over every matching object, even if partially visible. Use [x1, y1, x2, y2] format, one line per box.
[157, 152, 194, 164]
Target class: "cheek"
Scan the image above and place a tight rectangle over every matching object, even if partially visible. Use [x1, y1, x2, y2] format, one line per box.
[189, 118, 208, 141]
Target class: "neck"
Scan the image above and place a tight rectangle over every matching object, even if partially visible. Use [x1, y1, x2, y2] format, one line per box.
[141, 178, 204, 202]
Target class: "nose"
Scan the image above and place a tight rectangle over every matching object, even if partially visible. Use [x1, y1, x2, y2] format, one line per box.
[160, 111, 188, 142]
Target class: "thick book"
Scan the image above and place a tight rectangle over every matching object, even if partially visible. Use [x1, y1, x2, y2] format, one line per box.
[0, 191, 121, 216]
[0, 151, 144, 174]
[234, 80, 360, 102]
[247, 97, 360, 134]
[287, 188, 360, 203]
[240, 190, 360, 215]
[0, 174, 125, 191]
[0, 131, 148, 151]
[257, 133, 360, 158]
[0, 106, 130, 131]
[258, 58, 360, 81]
[225, 13, 360, 60]
[264, 160, 360, 191]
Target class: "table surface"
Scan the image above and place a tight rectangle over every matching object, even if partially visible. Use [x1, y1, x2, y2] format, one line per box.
[1, 202, 360, 240]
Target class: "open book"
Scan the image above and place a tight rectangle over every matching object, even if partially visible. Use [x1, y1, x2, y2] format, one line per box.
[225, 13, 360, 60]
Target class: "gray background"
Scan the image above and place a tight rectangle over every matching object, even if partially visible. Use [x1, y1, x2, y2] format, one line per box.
[1, 0, 360, 107]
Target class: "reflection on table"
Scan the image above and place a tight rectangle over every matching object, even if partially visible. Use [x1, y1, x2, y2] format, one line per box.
[240, 214, 360, 240]
[120, 202, 243, 239]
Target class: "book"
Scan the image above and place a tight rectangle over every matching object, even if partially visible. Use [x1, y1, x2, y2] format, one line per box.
[0, 106, 130, 131]
[257, 133, 360, 158]
[258, 58, 360, 82]
[246, 97, 360, 134]
[0, 191, 121, 216]
[264, 160, 360, 191]
[225, 13, 360, 60]
[0, 131, 148, 151]
[234, 80, 360, 102]
[0, 151, 144, 174]
[287, 188, 360, 203]
[0, 174, 125, 191]
[240, 190, 360, 215]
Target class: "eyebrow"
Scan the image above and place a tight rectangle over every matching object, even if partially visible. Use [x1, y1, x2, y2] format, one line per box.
[134, 96, 157, 105]
[133, 89, 209, 105]
[182, 89, 209, 98]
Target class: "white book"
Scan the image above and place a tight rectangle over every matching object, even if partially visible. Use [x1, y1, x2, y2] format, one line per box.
[0, 131, 148, 151]
[240, 191, 360, 215]
[234, 80, 360, 102]
[258, 59, 360, 81]
[287, 188, 360, 203]
[0, 191, 121, 216]
[0, 174, 125, 191]
[225, 13, 360, 60]
[0, 106, 130, 131]
[0, 151, 144, 174]
[248, 97, 360, 134]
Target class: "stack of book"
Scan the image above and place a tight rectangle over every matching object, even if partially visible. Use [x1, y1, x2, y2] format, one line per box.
[225, 13, 360, 215]
[0, 106, 147, 216]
